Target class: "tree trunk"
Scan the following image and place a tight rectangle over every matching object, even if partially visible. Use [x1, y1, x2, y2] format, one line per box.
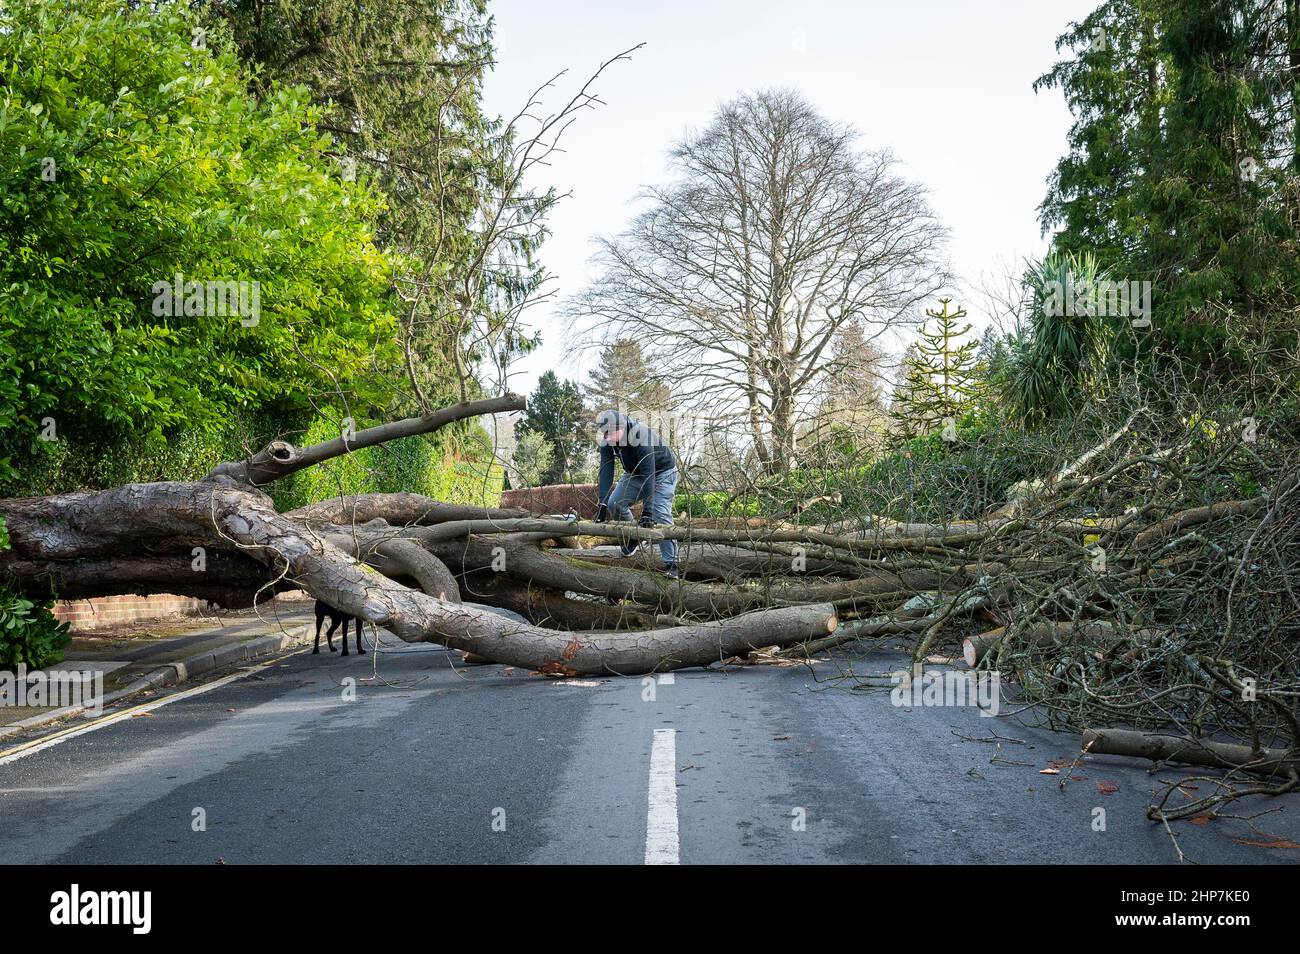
[1082, 728, 1300, 777]
[0, 394, 846, 675]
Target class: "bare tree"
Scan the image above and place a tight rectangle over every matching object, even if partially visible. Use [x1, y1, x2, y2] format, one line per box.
[968, 252, 1033, 340]
[568, 88, 949, 474]
[395, 44, 645, 409]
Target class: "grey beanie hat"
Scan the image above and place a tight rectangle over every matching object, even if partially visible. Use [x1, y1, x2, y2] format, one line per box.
[595, 409, 629, 433]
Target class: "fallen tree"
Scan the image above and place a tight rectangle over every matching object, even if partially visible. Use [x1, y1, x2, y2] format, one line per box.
[0, 395, 843, 675]
[2, 386, 1296, 822]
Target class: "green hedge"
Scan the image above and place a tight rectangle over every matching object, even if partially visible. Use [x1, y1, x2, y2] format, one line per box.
[675, 491, 759, 519]
[0, 518, 70, 671]
[270, 412, 503, 511]
[0, 410, 503, 510]
[0, 409, 294, 499]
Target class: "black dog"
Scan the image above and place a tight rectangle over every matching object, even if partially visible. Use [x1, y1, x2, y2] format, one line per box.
[313, 600, 365, 656]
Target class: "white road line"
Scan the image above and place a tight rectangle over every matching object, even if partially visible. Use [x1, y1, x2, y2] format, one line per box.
[656, 673, 675, 685]
[0, 652, 300, 766]
[645, 728, 680, 865]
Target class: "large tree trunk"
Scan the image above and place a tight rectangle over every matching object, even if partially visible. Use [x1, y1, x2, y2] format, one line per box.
[0, 395, 847, 675]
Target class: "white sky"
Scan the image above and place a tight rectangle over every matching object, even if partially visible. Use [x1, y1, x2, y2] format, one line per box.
[481, 0, 1098, 397]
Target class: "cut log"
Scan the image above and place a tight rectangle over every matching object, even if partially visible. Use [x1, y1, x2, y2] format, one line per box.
[1082, 728, 1300, 777]
[783, 612, 934, 656]
[963, 620, 1148, 667]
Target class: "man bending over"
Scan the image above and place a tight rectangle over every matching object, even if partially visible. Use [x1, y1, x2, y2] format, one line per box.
[594, 409, 679, 578]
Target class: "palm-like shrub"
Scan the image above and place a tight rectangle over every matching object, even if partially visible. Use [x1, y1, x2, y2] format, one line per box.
[1011, 250, 1114, 422]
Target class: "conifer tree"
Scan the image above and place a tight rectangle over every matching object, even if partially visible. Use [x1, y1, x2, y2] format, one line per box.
[515, 372, 585, 484]
[584, 339, 671, 420]
[889, 299, 980, 441]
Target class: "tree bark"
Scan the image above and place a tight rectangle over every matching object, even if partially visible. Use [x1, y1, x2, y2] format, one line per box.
[2, 391, 1278, 694]
[0, 396, 847, 675]
[1082, 728, 1300, 777]
[209, 395, 526, 485]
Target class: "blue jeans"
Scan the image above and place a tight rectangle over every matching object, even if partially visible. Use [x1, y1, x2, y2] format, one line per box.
[609, 468, 679, 565]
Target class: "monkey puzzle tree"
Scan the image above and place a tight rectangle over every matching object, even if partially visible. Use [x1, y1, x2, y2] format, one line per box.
[889, 299, 981, 442]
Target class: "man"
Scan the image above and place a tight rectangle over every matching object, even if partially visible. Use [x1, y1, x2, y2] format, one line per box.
[594, 409, 679, 578]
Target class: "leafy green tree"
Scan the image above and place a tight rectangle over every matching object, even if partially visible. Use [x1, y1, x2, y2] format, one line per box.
[1140, 0, 1299, 367]
[206, 0, 545, 413]
[515, 371, 585, 484]
[889, 299, 981, 441]
[511, 431, 555, 489]
[0, 0, 404, 485]
[1034, 0, 1168, 273]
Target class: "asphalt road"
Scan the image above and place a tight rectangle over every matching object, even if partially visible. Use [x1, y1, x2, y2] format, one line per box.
[1, 636, 1297, 865]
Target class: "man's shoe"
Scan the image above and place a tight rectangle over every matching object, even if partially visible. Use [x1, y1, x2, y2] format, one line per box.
[620, 537, 639, 557]
[664, 563, 680, 579]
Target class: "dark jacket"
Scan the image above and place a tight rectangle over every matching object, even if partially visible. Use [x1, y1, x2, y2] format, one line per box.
[596, 414, 676, 509]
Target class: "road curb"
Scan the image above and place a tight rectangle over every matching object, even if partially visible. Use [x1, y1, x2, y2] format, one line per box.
[0, 622, 312, 740]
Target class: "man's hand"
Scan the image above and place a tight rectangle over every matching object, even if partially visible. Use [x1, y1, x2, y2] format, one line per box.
[638, 512, 655, 529]
[595, 503, 609, 523]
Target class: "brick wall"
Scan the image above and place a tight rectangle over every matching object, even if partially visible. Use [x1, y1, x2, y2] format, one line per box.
[53, 594, 209, 632]
[501, 483, 608, 519]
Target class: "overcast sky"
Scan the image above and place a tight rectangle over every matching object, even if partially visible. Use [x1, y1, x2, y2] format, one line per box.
[481, 0, 1098, 397]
